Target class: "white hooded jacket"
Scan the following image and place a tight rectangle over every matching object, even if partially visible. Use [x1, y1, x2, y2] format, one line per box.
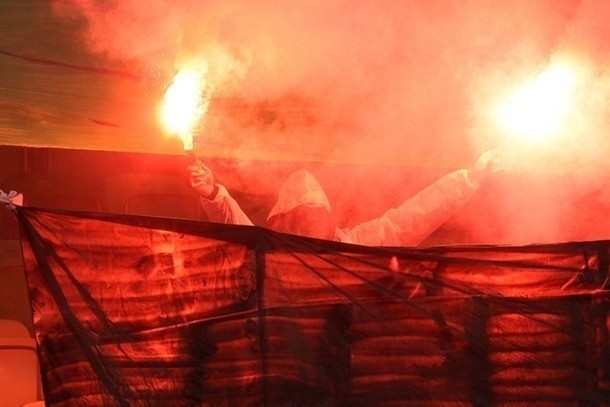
[198, 168, 479, 247]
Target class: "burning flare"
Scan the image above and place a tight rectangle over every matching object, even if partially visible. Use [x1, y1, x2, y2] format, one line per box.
[160, 68, 210, 151]
[495, 62, 577, 143]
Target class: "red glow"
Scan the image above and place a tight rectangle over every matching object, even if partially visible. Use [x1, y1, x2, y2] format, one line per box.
[495, 62, 577, 143]
[159, 68, 210, 151]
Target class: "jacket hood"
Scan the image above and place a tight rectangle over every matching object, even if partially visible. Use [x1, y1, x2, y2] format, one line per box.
[267, 170, 331, 220]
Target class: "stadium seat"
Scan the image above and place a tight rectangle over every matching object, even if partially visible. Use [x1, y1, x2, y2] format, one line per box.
[0, 319, 44, 407]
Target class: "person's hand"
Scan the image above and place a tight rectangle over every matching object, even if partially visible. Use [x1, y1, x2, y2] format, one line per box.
[187, 160, 216, 198]
[469, 149, 500, 185]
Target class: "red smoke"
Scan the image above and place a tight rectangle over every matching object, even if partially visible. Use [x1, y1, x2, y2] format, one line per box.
[49, 0, 610, 245]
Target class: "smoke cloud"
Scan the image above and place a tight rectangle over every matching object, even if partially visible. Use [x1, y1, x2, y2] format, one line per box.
[50, 0, 610, 244]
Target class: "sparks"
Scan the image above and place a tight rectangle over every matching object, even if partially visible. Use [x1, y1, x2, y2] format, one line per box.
[159, 68, 209, 151]
[495, 62, 577, 143]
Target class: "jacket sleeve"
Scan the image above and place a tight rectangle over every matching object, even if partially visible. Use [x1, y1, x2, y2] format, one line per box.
[198, 184, 254, 226]
[341, 169, 478, 247]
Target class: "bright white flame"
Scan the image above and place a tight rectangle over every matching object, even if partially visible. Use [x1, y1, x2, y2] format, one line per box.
[496, 63, 577, 143]
[160, 69, 209, 151]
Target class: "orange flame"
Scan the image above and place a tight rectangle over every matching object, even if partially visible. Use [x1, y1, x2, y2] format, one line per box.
[495, 62, 577, 143]
[160, 68, 210, 151]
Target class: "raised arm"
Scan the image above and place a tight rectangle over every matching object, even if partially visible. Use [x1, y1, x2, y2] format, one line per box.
[341, 150, 499, 247]
[188, 160, 254, 226]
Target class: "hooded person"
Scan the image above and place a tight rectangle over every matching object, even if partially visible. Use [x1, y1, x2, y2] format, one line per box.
[265, 170, 336, 240]
[188, 150, 498, 246]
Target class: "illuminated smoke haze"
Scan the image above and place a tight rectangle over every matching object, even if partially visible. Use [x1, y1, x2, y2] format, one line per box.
[51, 0, 610, 244]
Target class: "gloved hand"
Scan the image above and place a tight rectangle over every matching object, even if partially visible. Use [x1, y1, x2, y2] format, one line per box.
[187, 160, 218, 199]
[469, 149, 500, 185]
